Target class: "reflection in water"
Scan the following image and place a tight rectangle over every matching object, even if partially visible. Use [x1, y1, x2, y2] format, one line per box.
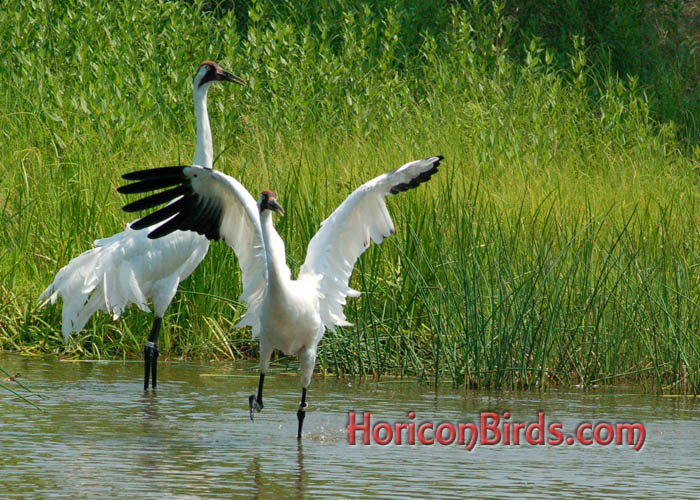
[1, 354, 699, 499]
[296, 441, 306, 500]
[250, 455, 261, 500]
[250, 441, 307, 499]
[137, 391, 161, 478]
[140, 390, 160, 422]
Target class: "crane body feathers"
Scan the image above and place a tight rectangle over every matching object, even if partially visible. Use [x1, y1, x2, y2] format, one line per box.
[120, 155, 443, 352]
[38, 62, 242, 346]
[38, 226, 208, 341]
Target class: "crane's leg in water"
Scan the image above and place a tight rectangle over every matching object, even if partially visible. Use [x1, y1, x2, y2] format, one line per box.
[297, 387, 308, 440]
[249, 373, 265, 420]
[297, 348, 315, 439]
[250, 341, 271, 420]
[144, 317, 162, 391]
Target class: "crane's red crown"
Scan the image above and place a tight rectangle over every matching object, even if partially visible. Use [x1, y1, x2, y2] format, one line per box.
[198, 61, 221, 71]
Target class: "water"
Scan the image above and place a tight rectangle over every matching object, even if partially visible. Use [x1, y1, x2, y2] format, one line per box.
[1, 353, 699, 499]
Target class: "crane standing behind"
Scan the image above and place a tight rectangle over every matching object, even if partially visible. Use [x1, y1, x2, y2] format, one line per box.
[39, 62, 245, 391]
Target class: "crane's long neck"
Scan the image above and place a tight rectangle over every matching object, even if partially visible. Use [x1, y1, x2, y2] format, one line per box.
[260, 211, 290, 290]
[193, 85, 213, 169]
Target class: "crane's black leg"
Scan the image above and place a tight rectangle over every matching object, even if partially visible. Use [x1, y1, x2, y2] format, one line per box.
[144, 317, 162, 391]
[249, 373, 265, 421]
[297, 387, 308, 440]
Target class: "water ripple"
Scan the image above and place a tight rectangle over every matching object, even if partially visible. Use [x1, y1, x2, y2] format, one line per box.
[1, 354, 699, 499]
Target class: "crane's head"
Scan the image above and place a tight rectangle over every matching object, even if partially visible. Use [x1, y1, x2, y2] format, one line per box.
[193, 61, 246, 90]
[258, 190, 284, 216]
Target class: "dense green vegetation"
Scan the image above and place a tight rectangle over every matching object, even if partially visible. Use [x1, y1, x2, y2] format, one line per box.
[1, 0, 698, 392]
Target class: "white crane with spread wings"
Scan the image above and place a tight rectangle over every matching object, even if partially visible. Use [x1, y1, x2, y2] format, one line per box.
[119, 155, 442, 438]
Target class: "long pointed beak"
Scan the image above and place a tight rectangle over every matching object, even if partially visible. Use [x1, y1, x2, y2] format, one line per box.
[218, 69, 246, 86]
[269, 200, 285, 216]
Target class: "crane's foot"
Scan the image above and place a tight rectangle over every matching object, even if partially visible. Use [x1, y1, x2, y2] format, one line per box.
[249, 394, 263, 421]
[143, 341, 159, 391]
[297, 402, 308, 440]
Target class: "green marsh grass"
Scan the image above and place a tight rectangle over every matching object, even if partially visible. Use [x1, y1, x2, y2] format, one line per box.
[1, 0, 698, 392]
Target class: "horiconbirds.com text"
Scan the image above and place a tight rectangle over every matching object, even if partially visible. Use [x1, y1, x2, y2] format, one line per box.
[347, 411, 646, 451]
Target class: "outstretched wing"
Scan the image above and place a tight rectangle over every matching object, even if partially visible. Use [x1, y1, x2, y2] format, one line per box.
[298, 156, 442, 330]
[118, 165, 267, 334]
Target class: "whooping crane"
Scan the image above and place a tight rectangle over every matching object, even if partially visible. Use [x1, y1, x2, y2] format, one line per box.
[39, 61, 244, 390]
[118, 155, 443, 438]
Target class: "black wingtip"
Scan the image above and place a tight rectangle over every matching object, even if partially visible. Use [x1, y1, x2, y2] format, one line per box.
[119, 165, 225, 243]
[389, 155, 442, 195]
[129, 195, 195, 229]
[121, 166, 186, 181]
[122, 185, 188, 212]
[119, 167, 189, 197]
[430, 155, 444, 167]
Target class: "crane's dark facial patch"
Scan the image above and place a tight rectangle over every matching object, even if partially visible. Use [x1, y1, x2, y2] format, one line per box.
[196, 61, 245, 87]
[259, 190, 284, 216]
[197, 62, 219, 87]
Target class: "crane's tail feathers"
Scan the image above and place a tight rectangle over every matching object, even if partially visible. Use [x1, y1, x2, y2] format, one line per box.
[38, 248, 99, 309]
[39, 233, 152, 342]
[325, 320, 353, 333]
[234, 316, 255, 331]
[234, 284, 266, 338]
[38, 284, 58, 307]
[68, 288, 108, 340]
[94, 232, 126, 247]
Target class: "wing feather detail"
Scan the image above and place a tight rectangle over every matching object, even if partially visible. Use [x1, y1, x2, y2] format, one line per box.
[298, 156, 442, 330]
[119, 165, 268, 334]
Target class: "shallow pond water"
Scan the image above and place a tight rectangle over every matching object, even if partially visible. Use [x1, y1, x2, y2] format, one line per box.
[1, 353, 699, 499]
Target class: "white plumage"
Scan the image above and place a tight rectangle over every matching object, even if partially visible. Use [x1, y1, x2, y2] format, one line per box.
[119, 155, 442, 437]
[39, 61, 244, 389]
[38, 226, 207, 339]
